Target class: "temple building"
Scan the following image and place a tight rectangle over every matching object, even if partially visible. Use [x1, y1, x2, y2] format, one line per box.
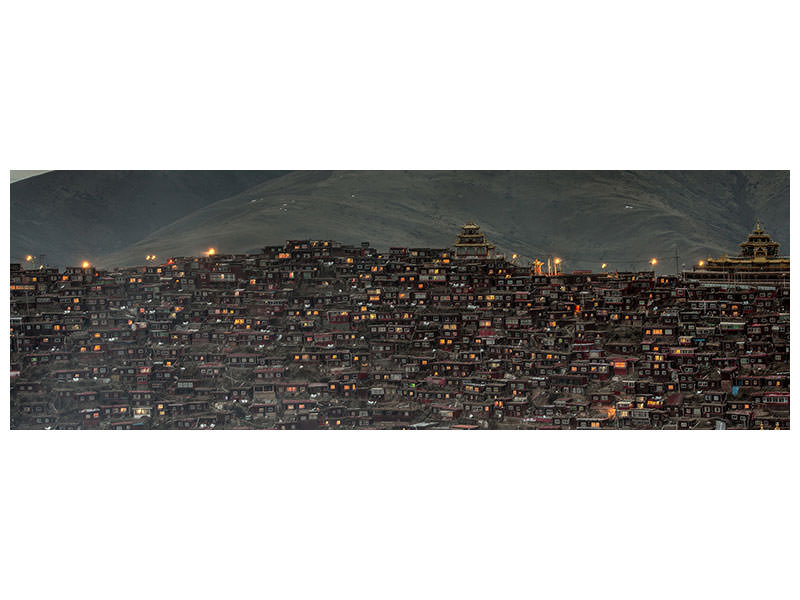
[686, 220, 789, 284]
[453, 222, 496, 259]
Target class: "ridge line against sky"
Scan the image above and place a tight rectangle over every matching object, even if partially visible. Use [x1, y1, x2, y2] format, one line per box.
[10, 170, 51, 183]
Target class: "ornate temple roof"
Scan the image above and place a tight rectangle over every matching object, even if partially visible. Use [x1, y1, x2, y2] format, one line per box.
[454, 222, 495, 248]
[739, 220, 781, 258]
[700, 219, 789, 279]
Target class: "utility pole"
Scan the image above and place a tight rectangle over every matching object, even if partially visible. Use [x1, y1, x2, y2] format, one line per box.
[673, 246, 680, 277]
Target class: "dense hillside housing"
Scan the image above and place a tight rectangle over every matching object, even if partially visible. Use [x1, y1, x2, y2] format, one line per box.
[10, 222, 790, 430]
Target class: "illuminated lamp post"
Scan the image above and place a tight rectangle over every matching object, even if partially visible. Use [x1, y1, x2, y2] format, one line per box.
[24, 254, 47, 268]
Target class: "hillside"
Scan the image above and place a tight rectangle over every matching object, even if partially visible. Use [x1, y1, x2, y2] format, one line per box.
[10, 170, 288, 267]
[92, 170, 789, 273]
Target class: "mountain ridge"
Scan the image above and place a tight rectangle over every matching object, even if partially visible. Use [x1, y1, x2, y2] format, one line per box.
[11, 170, 789, 273]
[10, 170, 289, 267]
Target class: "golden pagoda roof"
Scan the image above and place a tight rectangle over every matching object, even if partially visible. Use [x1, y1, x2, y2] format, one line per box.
[739, 219, 781, 258]
[453, 222, 495, 250]
[704, 219, 789, 270]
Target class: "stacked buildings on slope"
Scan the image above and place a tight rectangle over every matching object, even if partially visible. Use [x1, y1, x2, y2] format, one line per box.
[10, 222, 790, 430]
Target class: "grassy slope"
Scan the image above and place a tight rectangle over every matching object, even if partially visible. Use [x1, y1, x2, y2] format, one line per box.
[10, 170, 289, 267]
[96, 170, 789, 273]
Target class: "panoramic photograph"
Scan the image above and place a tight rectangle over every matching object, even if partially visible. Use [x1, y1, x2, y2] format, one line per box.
[6, 4, 796, 600]
[9, 170, 790, 430]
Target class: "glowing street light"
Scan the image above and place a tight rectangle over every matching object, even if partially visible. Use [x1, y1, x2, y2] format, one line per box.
[601, 263, 607, 270]
[25, 255, 34, 262]
[81, 261, 91, 269]
[206, 248, 216, 256]
[650, 258, 658, 267]
[698, 260, 705, 268]
[554, 257, 562, 265]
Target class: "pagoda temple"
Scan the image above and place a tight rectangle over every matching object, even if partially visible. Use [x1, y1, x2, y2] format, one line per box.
[737, 220, 781, 258]
[453, 222, 495, 259]
[687, 220, 789, 284]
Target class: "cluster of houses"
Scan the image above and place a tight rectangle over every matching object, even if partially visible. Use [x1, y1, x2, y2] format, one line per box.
[10, 223, 790, 430]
